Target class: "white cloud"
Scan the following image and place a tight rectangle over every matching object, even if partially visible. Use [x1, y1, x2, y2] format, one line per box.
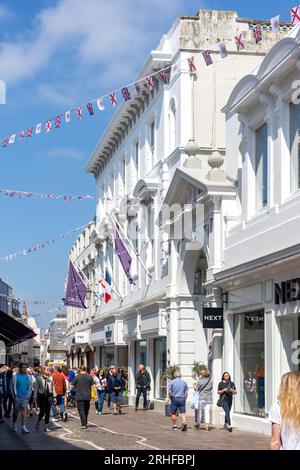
[0, 0, 186, 86]
[46, 147, 85, 160]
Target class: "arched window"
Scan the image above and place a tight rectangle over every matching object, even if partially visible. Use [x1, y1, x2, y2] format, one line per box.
[168, 99, 177, 153]
[194, 252, 208, 295]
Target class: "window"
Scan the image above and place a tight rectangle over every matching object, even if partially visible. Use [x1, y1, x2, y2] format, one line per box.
[168, 99, 176, 153]
[255, 123, 268, 210]
[121, 156, 126, 191]
[290, 103, 300, 193]
[154, 338, 167, 399]
[234, 311, 265, 417]
[147, 203, 154, 265]
[150, 120, 155, 152]
[135, 340, 147, 371]
[134, 141, 139, 177]
[194, 252, 207, 295]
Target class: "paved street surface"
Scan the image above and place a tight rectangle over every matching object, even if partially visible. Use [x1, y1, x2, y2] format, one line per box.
[0, 405, 269, 450]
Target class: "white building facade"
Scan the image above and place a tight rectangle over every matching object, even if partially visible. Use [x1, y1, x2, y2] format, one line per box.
[217, 23, 300, 434]
[84, 10, 289, 416]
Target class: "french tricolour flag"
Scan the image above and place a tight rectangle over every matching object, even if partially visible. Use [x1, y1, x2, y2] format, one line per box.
[99, 270, 112, 303]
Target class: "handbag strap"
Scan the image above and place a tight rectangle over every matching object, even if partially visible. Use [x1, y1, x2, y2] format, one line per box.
[197, 378, 211, 394]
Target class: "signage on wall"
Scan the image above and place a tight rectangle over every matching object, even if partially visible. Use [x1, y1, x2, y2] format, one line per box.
[104, 325, 114, 344]
[203, 308, 223, 329]
[244, 310, 264, 329]
[75, 331, 88, 344]
[275, 278, 300, 305]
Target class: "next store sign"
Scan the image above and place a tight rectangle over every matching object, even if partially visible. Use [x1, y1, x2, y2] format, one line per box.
[275, 278, 300, 305]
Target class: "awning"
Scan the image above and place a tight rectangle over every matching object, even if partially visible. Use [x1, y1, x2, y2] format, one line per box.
[0, 310, 36, 347]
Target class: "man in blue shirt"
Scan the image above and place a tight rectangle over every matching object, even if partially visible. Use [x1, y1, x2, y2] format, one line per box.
[168, 370, 189, 431]
[11, 363, 34, 433]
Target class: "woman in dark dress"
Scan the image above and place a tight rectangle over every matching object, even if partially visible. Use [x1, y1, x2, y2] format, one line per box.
[217, 372, 237, 432]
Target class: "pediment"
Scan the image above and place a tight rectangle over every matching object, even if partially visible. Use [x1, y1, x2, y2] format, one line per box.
[160, 167, 208, 209]
[257, 37, 298, 81]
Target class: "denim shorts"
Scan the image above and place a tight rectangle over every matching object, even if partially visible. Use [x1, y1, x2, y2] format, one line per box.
[170, 397, 186, 414]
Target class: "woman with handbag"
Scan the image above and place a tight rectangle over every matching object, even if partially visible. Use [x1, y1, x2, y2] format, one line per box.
[194, 369, 213, 431]
[217, 372, 237, 432]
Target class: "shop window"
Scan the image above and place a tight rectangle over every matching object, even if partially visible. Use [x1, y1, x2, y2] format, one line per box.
[194, 252, 207, 295]
[135, 340, 147, 372]
[255, 123, 268, 210]
[234, 311, 265, 417]
[154, 338, 167, 399]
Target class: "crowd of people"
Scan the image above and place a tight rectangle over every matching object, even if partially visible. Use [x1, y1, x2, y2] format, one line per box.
[1, 361, 299, 449]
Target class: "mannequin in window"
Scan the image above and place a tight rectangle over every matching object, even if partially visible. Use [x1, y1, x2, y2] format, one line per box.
[256, 353, 265, 416]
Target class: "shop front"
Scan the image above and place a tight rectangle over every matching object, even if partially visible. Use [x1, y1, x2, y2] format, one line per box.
[218, 258, 300, 434]
[91, 318, 127, 369]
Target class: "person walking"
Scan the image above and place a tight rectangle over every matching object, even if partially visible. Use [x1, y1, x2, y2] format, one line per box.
[51, 366, 67, 422]
[11, 363, 34, 433]
[3, 367, 13, 418]
[108, 367, 124, 415]
[217, 372, 237, 432]
[269, 371, 300, 450]
[106, 365, 115, 410]
[194, 368, 213, 431]
[34, 367, 57, 432]
[135, 364, 151, 411]
[94, 369, 107, 415]
[72, 365, 94, 429]
[0, 364, 8, 423]
[168, 370, 188, 431]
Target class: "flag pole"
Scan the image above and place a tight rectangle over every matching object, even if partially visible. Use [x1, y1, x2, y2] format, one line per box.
[69, 256, 103, 303]
[108, 211, 152, 279]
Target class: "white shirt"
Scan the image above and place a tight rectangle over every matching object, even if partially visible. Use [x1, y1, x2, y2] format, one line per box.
[269, 402, 300, 450]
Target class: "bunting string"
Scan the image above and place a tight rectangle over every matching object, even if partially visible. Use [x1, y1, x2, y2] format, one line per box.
[0, 222, 92, 263]
[0, 6, 294, 151]
[0, 188, 95, 201]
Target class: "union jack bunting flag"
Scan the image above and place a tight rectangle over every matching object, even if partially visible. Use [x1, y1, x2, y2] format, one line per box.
[87, 102, 94, 115]
[202, 50, 213, 66]
[2, 137, 8, 148]
[235, 34, 245, 51]
[291, 5, 300, 25]
[187, 56, 196, 73]
[26, 128, 33, 137]
[20, 130, 25, 140]
[253, 25, 262, 44]
[55, 116, 61, 128]
[110, 92, 117, 106]
[121, 87, 131, 101]
[45, 120, 52, 132]
[159, 69, 169, 83]
[145, 76, 154, 90]
[76, 106, 83, 119]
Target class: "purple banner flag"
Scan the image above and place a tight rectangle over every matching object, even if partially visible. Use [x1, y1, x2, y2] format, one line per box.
[113, 225, 135, 285]
[64, 260, 88, 308]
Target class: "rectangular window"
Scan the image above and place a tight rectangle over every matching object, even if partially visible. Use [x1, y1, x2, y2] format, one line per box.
[234, 311, 265, 417]
[255, 123, 268, 210]
[290, 102, 300, 193]
[134, 141, 139, 176]
[154, 338, 167, 399]
[135, 340, 147, 372]
[150, 121, 155, 152]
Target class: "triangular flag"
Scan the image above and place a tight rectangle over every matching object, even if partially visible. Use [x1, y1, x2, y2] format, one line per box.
[271, 16, 280, 33]
[36, 123, 42, 134]
[218, 42, 228, 58]
[97, 97, 105, 111]
[65, 111, 71, 123]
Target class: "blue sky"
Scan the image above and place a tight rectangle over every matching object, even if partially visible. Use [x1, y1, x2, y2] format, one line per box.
[0, 0, 294, 329]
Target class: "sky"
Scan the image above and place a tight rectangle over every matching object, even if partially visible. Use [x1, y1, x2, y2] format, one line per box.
[0, 0, 294, 330]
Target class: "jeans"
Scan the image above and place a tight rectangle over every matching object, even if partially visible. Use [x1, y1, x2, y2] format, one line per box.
[95, 390, 105, 413]
[38, 396, 52, 425]
[0, 393, 3, 418]
[222, 398, 232, 426]
[107, 392, 111, 408]
[3, 394, 13, 417]
[77, 400, 90, 427]
[257, 377, 265, 409]
[135, 387, 147, 409]
[52, 394, 64, 418]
